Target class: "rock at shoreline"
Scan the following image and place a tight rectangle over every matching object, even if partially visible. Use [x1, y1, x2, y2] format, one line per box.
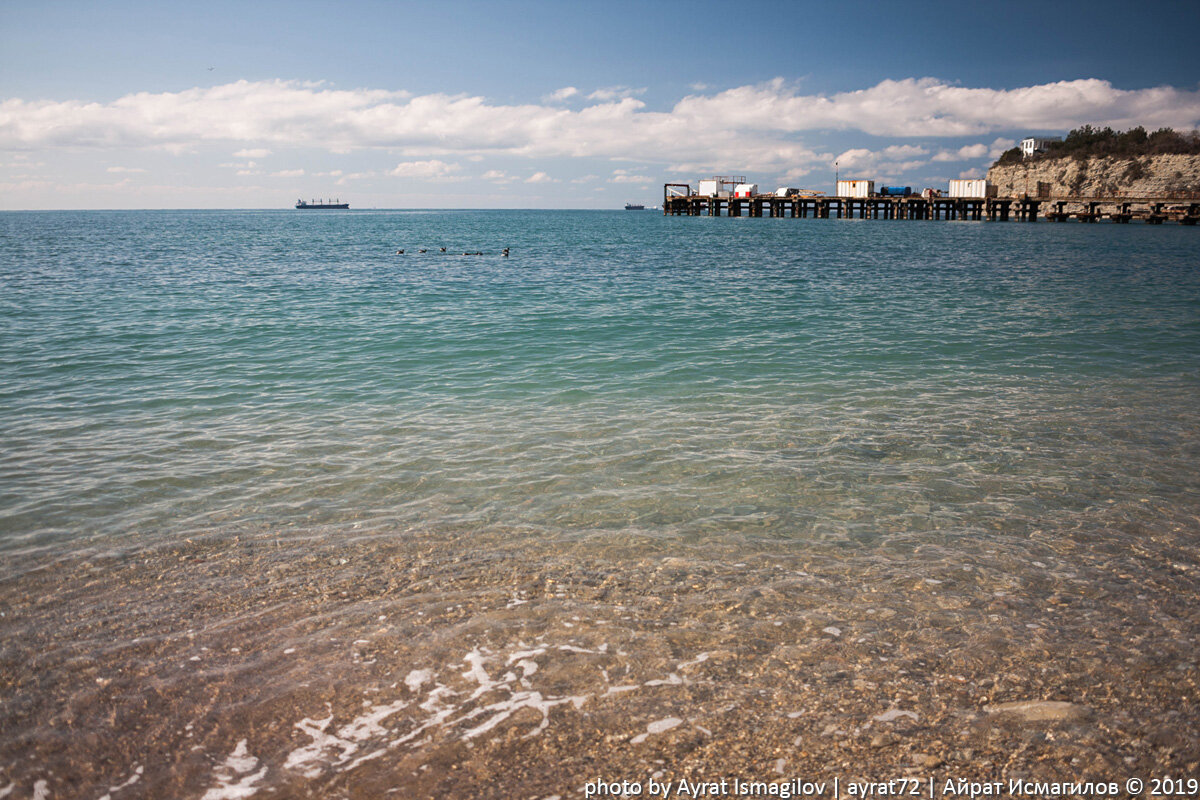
[983, 700, 1091, 722]
[987, 153, 1200, 197]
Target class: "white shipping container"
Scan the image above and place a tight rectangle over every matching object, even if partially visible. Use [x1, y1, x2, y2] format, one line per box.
[775, 187, 800, 197]
[734, 183, 758, 198]
[837, 179, 874, 198]
[698, 180, 721, 197]
[948, 179, 996, 198]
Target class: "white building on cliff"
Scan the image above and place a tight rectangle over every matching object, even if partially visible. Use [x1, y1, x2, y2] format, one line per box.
[1021, 136, 1061, 157]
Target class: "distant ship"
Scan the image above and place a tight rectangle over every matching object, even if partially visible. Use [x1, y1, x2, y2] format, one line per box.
[295, 198, 350, 209]
[624, 203, 645, 210]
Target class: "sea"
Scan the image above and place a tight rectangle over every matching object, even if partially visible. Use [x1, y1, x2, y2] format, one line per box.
[1, 210, 1198, 799]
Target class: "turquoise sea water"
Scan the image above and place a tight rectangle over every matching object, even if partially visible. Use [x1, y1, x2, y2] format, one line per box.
[2, 210, 1198, 558]
[2, 210, 1200, 798]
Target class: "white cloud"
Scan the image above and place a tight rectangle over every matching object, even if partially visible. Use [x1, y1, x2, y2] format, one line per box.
[933, 137, 1016, 162]
[989, 137, 1016, 157]
[932, 143, 989, 162]
[611, 169, 653, 184]
[781, 166, 815, 181]
[834, 148, 876, 171]
[234, 148, 272, 158]
[335, 171, 373, 184]
[876, 160, 927, 178]
[106, 166, 146, 173]
[881, 144, 929, 158]
[0, 179, 54, 191]
[587, 86, 647, 102]
[481, 169, 514, 183]
[670, 77, 1200, 137]
[2, 77, 1197, 184]
[525, 171, 555, 183]
[544, 87, 579, 103]
[834, 146, 934, 178]
[270, 168, 305, 177]
[387, 159, 460, 179]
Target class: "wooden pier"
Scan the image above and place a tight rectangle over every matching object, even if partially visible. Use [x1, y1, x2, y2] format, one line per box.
[662, 189, 1200, 225]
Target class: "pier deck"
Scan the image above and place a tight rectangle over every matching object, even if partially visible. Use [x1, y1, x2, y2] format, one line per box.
[662, 191, 1200, 225]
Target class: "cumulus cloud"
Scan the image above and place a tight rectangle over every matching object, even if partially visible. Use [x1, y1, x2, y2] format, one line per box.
[833, 145, 934, 179]
[932, 143, 989, 162]
[611, 169, 653, 184]
[270, 168, 305, 177]
[544, 87, 579, 103]
[933, 137, 1015, 162]
[835, 146, 918, 170]
[587, 86, 646, 101]
[989, 137, 1016, 157]
[672, 77, 1200, 137]
[335, 171, 373, 184]
[2, 77, 1198, 180]
[525, 171, 555, 183]
[387, 159, 460, 179]
[481, 169, 515, 183]
[105, 166, 146, 173]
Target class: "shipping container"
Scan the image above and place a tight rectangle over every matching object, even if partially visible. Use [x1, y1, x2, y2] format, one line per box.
[775, 187, 800, 197]
[734, 183, 758, 198]
[879, 186, 912, 197]
[698, 176, 746, 197]
[948, 179, 996, 198]
[837, 179, 874, 198]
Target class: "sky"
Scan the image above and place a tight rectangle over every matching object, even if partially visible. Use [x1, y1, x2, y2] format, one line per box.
[2, 0, 1199, 209]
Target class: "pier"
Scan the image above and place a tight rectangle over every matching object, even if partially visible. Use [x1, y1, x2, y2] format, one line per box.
[662, 188, 1200, 225]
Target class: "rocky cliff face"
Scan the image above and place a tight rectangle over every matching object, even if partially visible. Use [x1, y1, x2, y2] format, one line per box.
[987, 153, 1200, 197]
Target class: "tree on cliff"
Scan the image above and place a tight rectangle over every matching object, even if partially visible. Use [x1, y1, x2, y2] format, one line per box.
[993, 126, 1200, 167]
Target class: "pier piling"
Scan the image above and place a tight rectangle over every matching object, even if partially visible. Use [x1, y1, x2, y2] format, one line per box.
[668, 190, 1200, 226]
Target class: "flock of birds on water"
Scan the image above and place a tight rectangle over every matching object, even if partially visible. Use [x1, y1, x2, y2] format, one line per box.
[396, 247, 509, 256]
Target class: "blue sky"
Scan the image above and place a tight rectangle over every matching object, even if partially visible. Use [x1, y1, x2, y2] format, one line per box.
[2, 0, 1199, 209]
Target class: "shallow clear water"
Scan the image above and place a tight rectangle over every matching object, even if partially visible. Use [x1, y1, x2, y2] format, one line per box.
[1, 210, 1198, 798]
[3, 210, 1198, 556]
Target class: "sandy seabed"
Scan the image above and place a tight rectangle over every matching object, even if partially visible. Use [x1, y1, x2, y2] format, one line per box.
[1, 523, 1197, 800]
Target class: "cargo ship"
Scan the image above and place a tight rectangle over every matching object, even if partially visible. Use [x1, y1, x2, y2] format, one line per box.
[624, 203, 645, 210]
[295, 198, 350, 209]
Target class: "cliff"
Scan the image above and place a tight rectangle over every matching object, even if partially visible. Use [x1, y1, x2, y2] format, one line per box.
[986, 153, 1200, 197]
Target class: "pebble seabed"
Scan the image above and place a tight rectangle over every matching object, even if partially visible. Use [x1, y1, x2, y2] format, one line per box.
[1, 521, 1197, 800]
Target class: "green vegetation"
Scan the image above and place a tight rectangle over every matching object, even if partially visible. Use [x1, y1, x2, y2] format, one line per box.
[993, 126, 1200, 166]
